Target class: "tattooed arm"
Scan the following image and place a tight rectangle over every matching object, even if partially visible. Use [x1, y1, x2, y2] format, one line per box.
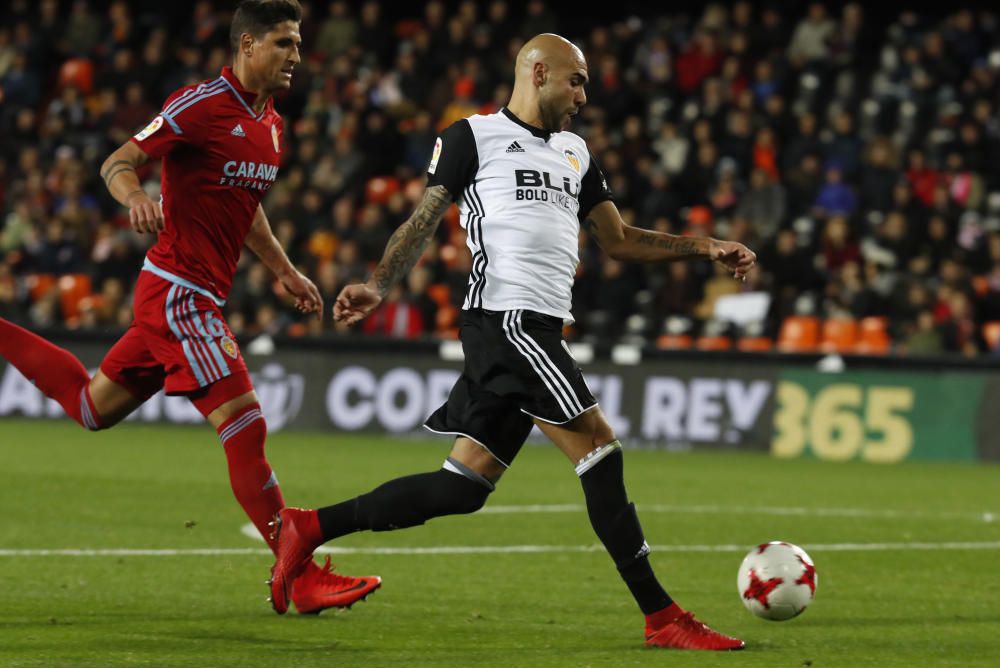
[334, 185, 454, 324]
[584, 201, 757, 279]
[100, 141, 163, 234]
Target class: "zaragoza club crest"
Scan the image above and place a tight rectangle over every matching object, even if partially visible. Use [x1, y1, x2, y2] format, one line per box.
[220, 336, 239, 359]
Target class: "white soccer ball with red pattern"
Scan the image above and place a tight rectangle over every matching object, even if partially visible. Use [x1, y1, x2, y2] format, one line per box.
[737, 541, 817, 621]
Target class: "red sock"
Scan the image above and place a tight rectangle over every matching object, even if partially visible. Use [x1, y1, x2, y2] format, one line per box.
[645, 602, 684, 631]
[218, 403, 284, 555]
[0, 318, 100, 429]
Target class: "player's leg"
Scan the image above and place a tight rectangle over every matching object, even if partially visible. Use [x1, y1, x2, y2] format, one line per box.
[188, 349, 284, 556]
[268, 437, 504, 615]
[537, 408, 743, 650]
[0, 318, 148, 430]
[155, 285, 379, 614]
[307, 377, 523, 543]
[503, 309, 741, 649]
[313, 435, 504, 539]
[268, 370, 531, 613]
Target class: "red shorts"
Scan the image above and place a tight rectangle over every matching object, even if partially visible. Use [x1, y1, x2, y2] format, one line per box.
[101, 271, 252, 408]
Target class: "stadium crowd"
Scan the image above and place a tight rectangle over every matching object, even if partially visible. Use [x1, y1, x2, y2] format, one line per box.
[3, 0, 1000, 356]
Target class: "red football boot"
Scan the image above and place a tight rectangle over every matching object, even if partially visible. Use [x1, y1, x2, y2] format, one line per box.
[291, 556, 382, 615]
[644, 604, 745, 650]
[267, 508, 319, 614]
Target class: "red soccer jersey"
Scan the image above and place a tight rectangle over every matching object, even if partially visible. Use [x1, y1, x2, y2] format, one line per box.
[130, 66, 283, 303]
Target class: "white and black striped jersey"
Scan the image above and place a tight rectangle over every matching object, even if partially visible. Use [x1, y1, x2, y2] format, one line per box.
[427, 108, 612, 322]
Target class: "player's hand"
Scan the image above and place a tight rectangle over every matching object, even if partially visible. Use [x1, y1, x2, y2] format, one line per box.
[126, 190, 164, 234]
[280, 270, 324, 319]
[334, 283, 382, 325]
[709, 239, 757, 282]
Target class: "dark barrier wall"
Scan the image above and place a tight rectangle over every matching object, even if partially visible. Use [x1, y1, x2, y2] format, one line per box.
[0, 339, 996, 463]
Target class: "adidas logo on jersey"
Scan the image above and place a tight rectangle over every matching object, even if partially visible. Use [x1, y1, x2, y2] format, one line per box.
[506, 141, 525, 153]
[231, 124, 246, 137]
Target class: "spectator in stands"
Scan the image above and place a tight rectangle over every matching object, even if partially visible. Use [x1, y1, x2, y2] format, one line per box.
[814, 161, 857, 219]
[3, 2, 1000, 354]
[736, 166, 785, 243]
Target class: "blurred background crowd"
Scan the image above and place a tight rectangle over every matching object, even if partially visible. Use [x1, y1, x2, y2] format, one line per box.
[3, 0, 1000, 356]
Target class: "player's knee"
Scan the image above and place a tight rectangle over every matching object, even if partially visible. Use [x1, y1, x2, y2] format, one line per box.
[445, 474, 493, 515]
[591, 424, 617, 450]
[78, 386, 109, 431]
[440, 456, 495, 513]
[363, 466, 494, 532]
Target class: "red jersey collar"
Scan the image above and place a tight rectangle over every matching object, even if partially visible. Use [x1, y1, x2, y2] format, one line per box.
[221, 66, 270, 115]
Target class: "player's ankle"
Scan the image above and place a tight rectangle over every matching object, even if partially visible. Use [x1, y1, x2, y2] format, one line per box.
[645, 602, 684, 630]
[293, 508, 324, 550]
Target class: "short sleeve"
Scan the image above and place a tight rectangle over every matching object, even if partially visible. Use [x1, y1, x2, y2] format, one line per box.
[426, 119, 478, 198]
[129, 86, 212, 159]
[578, 152, 614, 221]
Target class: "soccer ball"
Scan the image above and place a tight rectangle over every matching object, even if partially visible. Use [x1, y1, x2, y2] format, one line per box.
[737, 541, 817, 621]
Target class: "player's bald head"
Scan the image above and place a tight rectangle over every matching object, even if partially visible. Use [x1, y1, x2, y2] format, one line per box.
[515, 33, 587, 84]
[508, 33, 588, 133]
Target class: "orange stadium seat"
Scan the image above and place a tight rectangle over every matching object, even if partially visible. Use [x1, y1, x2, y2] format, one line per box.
[982, 321, 1000, 352]
[737, 336, 774, 352]
[58, 273, 92, 322]
[695, 335, 732, 351]
[26, 274, 57, 302]
[777, 315, 820, 353]
[820, 318, 858, 353]
[855, 316, 891, 355]
[655, 334, 693, 350]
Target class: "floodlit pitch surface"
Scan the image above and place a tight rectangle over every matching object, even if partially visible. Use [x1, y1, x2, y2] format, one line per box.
[1, 419, 998, 668]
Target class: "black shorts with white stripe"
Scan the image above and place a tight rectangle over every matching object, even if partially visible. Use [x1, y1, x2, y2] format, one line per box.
[424, 308, 597, 466]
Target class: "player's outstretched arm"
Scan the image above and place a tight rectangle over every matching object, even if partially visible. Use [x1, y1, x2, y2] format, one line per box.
[583, 201, 756, 280]
[334, 185, 453, 325]
[245, 205, 323, 318]
[100, 141, 163, 234]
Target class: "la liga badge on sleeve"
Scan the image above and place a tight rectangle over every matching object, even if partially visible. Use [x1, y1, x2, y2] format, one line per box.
[134, 115, 164, 141]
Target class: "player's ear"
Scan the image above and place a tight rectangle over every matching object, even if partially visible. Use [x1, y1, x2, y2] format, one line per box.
[533, 62, 547, 87]
[241, 32, 254, 58]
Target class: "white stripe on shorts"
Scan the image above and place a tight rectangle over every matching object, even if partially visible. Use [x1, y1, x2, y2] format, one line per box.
[511, 310, 584, 416]
[174, 288, 220, 383]
[502, 310, 581, 420]
[164, 285, 209, 386]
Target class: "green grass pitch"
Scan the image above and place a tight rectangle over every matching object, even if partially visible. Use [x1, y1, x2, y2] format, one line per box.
[1, 418, 998, 667]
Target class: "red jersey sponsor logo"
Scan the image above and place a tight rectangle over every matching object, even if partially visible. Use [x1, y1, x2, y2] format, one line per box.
[220, 160, 279, 191]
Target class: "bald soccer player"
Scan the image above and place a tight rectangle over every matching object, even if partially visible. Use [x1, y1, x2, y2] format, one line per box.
[268, 34, 753, 649]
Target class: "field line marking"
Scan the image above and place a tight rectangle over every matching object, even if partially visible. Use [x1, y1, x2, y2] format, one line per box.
[6, 540, 999, 557]
[480, 503, 997, 523]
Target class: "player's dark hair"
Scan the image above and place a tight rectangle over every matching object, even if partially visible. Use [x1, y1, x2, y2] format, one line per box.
[230, 0, 302, 54]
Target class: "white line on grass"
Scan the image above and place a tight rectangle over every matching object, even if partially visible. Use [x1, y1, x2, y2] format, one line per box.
[3, 541, 1000, 558]
[481, 503, 998, 523]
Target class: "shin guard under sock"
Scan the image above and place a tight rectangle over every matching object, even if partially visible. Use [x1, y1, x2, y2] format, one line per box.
[218, 403, 284, 554]
[578, 443, 673, 615]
